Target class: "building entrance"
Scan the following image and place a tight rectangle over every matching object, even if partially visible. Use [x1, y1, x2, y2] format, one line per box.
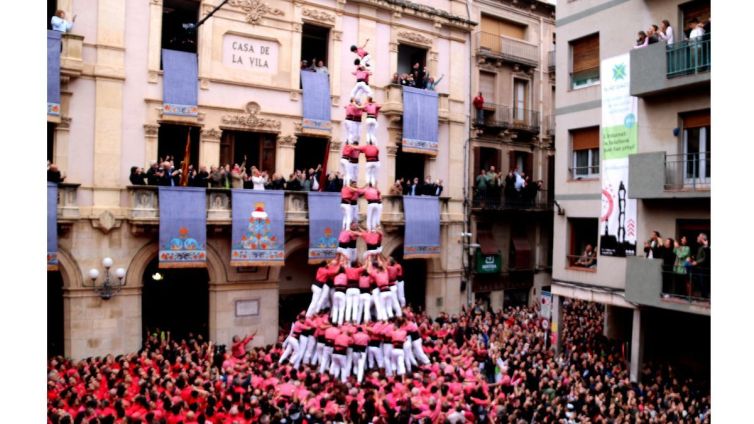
[392, 246, 427, 312]
[47, 271, 64, 357]
[142, 258, 209, 343]
[278, 248, 318, 330]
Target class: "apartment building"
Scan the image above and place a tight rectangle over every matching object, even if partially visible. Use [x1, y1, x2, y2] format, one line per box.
[552, 0, 710, 381]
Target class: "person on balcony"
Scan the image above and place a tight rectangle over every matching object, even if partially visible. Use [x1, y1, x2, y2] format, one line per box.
[473, 92, 485, 126]
[575, 244, 596, 268]
[659, 20, 675, 45]
[634, 31, 649, 49]
[475, 169, 488, 205]
[646, 25, 660, 45]
[425, 74, 445, 91]
[411, 63, 427, 89]
[47, 163, 66, 184]
[690, 233, 710, 298]
[51, 10, 76, 33]
[129, 166, 146, 185]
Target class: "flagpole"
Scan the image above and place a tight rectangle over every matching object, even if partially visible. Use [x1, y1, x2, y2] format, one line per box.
[180, 128, 191, 186]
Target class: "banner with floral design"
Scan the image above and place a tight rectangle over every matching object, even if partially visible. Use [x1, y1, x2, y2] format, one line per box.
[158, 187, 207, 268]
[231, 190, 285, 266]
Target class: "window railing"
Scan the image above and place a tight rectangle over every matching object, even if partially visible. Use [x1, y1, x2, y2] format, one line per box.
[477, 32, 539, 66]
[570, 68, 600, 89]
[471, 188, 550, 210]
[474, 103, 540, 133]
[660, 268, 710, 303]
[666, 33, 710, 78]
[566, 254, 597, 269]
[569, 165, 599, 180]
[664, 152, 710, 191]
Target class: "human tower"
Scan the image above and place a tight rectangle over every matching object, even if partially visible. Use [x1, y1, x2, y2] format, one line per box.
[279, 42, 430, 384]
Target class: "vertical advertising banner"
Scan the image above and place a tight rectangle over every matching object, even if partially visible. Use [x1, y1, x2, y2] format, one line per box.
[599, 54, 638, 257]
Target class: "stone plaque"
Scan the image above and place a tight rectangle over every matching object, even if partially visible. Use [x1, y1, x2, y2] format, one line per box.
[223, 34, 278, 73]
[235, 299, 260, 317]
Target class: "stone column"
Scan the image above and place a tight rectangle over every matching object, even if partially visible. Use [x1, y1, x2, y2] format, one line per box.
[290, 7, 303, 91]
[630, 308, 645, 382]
[328, 140, 343, 176]
[385, 144, 398, 192]
[551, 294, 563, 354]
[147, 0, 163, 83]
[276, 135, 297, 176]
[54, 117, 72, 175]
[200, 128, 221, 168]
[143, 124, 159, 167]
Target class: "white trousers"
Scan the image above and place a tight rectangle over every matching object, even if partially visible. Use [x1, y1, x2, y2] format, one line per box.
[364, 161, 380, 188]
[311, 342, 324, 366]
[341, 203, 352, 229]
[292, 335, 309, 369]
[314, 284, 331, 313]
[365, 117, 378, 144]
[331, 290, 347, 325]
[330, 353, 349, 383]
[366, 202, 382, 231]
[391, 346, 406, 376]
[348, 163, 359, 189]
[344, 120, 357, 144]
[303, 335, 317, 365]
[367, 345, 383, 369]
[412, 338, 431, 365]
[307, 284, 325, 317]
[350, 202, 359, 227]
[345, 288, 361, 323]
[372, 288, 387, 321]
[350, 81, 372, 100]
[318, 345, 333, 374]
[350, 122, 361, 145]
[358, 292, 372, 323]
[360, 54, 372, 68]
[383, 343, 394, 376]
[380, 290, 395, 319]
[340, 159, 351, 186]
[388, 286, 402, 317]
[404, 338, 416, 372]
[352, 350, 367, 383]
[397, 280, 406, 307]
[279, 336, 298, 364]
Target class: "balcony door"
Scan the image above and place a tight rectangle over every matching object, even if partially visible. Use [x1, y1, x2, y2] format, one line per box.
[220, 130, 276, 173]
[513, 78, 528, 123]
[682, 111, 710, 187]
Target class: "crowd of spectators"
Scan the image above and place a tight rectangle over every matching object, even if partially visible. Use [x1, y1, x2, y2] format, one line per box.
[644, 231, 711, 300]
[129, 158, 347, 193]
[391, 63, 444, 91]
[474, 166, 542, 208]
[301, 59, 329, 75]
[46, 299, 710, 423]
[634, 17, 710, 49]
[390, 177, 444, 197]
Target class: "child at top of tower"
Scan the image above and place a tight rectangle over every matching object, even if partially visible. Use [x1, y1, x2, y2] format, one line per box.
[350, 38, 372, 68]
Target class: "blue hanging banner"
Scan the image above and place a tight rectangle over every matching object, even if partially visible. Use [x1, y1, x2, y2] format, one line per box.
[162, 49, 198, 116]
[231, 190, 285, 266]
[48, 183, 58, 270]
[307, 192, 340, 264]
[402, 196, 441, 259]
[301, 71, 332, 132]
[48, 30, 61, 117]
[158, 187, 207, 268]
[402, 86, 439, 155]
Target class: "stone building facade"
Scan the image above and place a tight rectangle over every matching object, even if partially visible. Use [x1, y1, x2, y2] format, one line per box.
[48, 0, 475, 359]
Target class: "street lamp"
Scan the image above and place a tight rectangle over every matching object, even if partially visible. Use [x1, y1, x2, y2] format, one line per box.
[84, 257, 126, 300]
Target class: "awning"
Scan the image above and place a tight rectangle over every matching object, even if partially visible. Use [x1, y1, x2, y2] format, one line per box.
[477, 232, 500, 255]
[511, 236, 531, 269]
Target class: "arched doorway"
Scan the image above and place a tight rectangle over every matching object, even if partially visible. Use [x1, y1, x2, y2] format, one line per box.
[278, 248, 317, 329]
[141, 258, 209, 342]
[47, 271, 64, 357]
[392, 245, 427, 312]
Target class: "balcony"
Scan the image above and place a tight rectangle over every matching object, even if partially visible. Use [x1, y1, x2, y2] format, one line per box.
[476, 32, 539, 67]
[60, 33, 84, 79]
[471, 188, 551, 212]
[625, 257, 710, 316]
[630, 35, 710, 97]
[126, 186, 451, 226]
[545, 114, 555, 137]
[475, 103, 540, 134]
[547, 50, 555, 72]
[381, 84, 449, 123]
[56, 183, 80, 221]
[628, 152, 710, 199]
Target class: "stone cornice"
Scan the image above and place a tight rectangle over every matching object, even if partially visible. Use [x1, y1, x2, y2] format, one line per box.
[349, 0, 477, 31]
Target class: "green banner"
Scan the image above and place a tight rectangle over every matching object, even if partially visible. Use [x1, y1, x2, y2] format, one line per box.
[475, 253, 501, 274]
[602, 125, 638, 160]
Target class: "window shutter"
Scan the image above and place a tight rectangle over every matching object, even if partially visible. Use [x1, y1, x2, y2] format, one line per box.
[499, 20, 526, 40]
[480, 16, 501, 51]
[571, 34, 600, 73]
[479, 72, 496, 104]
[682, 110, 710, 128]
[571, 127, 600, 151]
[473, 147, 481, 173]
[220, 131, 233, 166]
[508, 150, 516, 172]
[525, 153, 533, 177]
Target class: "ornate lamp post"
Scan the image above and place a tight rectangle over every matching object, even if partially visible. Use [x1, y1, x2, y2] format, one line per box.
[84, 257, 126, 300]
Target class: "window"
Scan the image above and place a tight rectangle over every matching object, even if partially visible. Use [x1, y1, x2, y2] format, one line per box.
[47, 0, 57, 30]
[568, 218, 598, 268]
[479, 72, 496, 105]
[397, 44, 427, 77]
[294, 137, 328, 174]
[681, 0, 710, 39]
[474, 147, 501, 174]
[570, 33, 599, 89]
[513, 79, 529, 122]
[570, 127, 600, 179]
[220, 130, 276, 173]
[395, 146, 425, 186]
[681, 110, 710, 186]
[480, 15, 527, 52]
[509, 151, 532, 176]
[162, 0, 200, 54]
[157, 124, 200, 167]
[301, 23, 329, 70]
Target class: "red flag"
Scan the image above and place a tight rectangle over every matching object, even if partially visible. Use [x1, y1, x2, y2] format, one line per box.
[318, 140, 330, 192]
[180, 128, 191, 186]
